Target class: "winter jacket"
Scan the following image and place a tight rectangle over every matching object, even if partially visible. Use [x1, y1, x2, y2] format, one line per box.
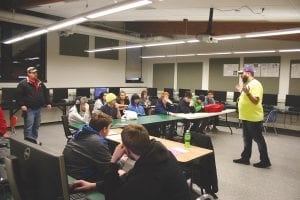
[154, 99, 177, 114]
[63, 125, 111, 182]
[178, 98, 195, 113]
[0, 107, 7, 134]
[16, 78, 50, 109]
[128, 104, 146, 116]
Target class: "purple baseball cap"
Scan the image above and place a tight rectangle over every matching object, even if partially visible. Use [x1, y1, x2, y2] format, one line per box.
[238, 66, 254, 74]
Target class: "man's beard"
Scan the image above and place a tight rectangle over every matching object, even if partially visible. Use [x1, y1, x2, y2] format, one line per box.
[242, 76, 248, 84]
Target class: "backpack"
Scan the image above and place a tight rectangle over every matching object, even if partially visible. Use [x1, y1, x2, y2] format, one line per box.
[204, 104, 224, 112]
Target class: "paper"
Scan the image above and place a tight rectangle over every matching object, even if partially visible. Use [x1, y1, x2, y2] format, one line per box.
[169, 147, 189, 156]
[224, 64, 239, 76]
[291, 64, 300, 78]
[260, 63, 280, 77]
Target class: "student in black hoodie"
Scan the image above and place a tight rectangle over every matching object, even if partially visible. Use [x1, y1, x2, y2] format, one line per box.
[178, 91, 206, 134]
[72, 124, 190, 200]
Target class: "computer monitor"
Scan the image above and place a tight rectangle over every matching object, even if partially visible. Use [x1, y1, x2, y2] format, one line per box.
[285, 95, 300, 107]
[52, 88, 68, 103]
[178, 89, 191, 98]
[1, 88, 18, 104]
[195, 89, 207, 96]
[213, 91, 227, 103]
[233, 92, 241, 102]
[262, 94, 278, 106]
[6, 137, 69, 200]
[76, 88, 90, 98]
[164, 88, 174, 98]
[147, 88, 157, 97]
[109, 87, 120, 96]
[94, 87, 108, 99]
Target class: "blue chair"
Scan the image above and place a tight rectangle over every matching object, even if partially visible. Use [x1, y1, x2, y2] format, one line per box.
[263, 109, 278, 135]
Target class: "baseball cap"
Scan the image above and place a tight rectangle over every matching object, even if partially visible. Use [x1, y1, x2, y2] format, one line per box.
[27, 67, 38, 73]
[238, 66, 254, 74]
[106, 93, 117, 103]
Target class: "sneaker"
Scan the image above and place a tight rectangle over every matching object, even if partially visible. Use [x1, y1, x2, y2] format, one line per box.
[233, 158, 250, 165]
[253, 161, 271, 168]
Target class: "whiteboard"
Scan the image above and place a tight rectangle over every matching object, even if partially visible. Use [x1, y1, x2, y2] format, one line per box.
[260, 63, 280, 77]
[223, 64, 239, 76]
[291, 64, 300, 78]
[244, 63, 261, 77]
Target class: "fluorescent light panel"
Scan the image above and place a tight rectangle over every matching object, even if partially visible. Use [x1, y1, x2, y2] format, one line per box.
[278, 49, 300, 52]
[47, 17, 87, 31]
[144, 40, 185, 47]
[245, 28, 300, 38]
[214, 35, 241, 40]
[86, 0, 152, 19]
[233, 50, 276, 54]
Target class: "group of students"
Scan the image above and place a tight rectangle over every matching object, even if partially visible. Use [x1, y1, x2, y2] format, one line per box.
[64, 112, 190, 200]
[67, 88, 220, 138]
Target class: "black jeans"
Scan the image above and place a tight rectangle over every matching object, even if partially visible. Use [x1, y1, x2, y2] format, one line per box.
[241, 120, 270, 163]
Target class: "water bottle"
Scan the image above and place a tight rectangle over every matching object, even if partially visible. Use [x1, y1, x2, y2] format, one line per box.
[184, 130, 191, 148]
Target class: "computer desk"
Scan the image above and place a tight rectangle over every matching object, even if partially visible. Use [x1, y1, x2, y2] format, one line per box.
[68, 176, 105, 200]
[174, 109, 236, 134]
[107, 129, 213, 163]
[111, 114, 184, 128]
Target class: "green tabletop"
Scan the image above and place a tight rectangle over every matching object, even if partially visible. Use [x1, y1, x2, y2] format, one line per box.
[68, 176, 105, 200]
[112, 114, 183, 128]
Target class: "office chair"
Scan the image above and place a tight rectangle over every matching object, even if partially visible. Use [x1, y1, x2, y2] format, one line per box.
[263, 109, 278, 135]
[61, 115, 76, 141]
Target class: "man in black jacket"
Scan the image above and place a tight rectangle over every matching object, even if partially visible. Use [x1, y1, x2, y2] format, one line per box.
[178, 91, 205, 134]
[63, 112, 116, 182]
[16, 67, 51, 140]
[72, 124, 190, 200]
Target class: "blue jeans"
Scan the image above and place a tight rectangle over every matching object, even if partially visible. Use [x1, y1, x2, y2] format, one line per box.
[23, 108, 41, 140]
[241, 120, 270, 163]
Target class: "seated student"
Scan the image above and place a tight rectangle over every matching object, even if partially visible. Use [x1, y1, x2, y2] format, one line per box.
[71, 124, 190, 200]
[178, 91, 204, 134]
[0, 106, 9, 139]
[128, 94, 146, 116]
[93, 92, 107, 113]
[116, 90, 130, 116]
[193, 95, 205, 112]
[63, 112, 115, 182]
[68, 96, 90, 127]
[154, 92, 177, 138]
[204, 90, 219, 132]
[100, 93, 121, 119]
[140, 90, 152, 115]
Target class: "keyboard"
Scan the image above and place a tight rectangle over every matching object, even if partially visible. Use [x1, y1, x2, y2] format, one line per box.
[69, 192, 88, 200]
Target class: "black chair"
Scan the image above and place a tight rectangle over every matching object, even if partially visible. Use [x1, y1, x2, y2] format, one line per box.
[182, 132, 218, 199]
[61, 115, 75, 141]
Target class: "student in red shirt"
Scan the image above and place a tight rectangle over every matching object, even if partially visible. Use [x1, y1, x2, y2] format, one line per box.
[0, 106, 9, 138]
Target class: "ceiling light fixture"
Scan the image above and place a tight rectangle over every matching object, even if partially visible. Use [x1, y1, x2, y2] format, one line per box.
[214, 35, 241, 40]
[112, 45, 144, 50]
[144, 40, 185, 47]
[86, 0, 152, 19]
[166, 54, 196, 57]
[233, 50, 276, 54]
[245, 28, 300, 38]
[278, 49, 300, 52]
[2, 0, 152, 44]
[141, 55, 166, 59]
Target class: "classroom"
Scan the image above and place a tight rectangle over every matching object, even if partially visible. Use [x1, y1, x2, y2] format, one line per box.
[0, 0, 299, 199]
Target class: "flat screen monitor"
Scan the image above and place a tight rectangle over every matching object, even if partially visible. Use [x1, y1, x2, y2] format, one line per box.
[94, 87, 108, 99]
[147, 88, 157, 97]
[262, 94, 278, 106]
[1, 88, 18, 104]
[76, 88, 90, 98]
[109, 87, 120, 96]
[285, 95, 300, 107]
[52, 88, 68, 103]
[164, 88, 174, 98]
[195, 89, 207, 96]
[233, 92, 241, 102]
[178, 89, 191, 98]
[6, 136, 69, 200]
[213, 91, 227, 102]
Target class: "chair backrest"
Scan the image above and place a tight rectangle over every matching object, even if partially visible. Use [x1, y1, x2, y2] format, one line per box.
[264, 109, 278, 123]
[61, 115, 73, 140]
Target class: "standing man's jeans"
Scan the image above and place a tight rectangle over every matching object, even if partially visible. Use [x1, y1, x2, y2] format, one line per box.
[241, 120, 270, 163]
[23, 108, 41, 140]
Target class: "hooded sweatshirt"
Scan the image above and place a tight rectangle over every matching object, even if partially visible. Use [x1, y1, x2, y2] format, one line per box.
[100, 140, 190, 200]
